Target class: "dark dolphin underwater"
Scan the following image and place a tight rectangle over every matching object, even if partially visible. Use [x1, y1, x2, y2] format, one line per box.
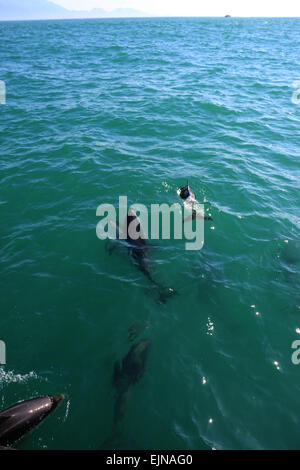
[107, 207, 178, 303]
[112, 337, 152, 425]
[1, 17, 300, 449]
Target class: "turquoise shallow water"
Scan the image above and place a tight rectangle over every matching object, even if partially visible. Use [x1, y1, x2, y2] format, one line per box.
[0, 17, 300, 450]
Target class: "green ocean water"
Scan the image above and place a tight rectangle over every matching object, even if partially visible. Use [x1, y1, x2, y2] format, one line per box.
[0, 17, 300, 450]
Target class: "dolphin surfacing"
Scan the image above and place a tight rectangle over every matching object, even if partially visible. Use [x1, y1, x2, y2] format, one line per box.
[0, 395, 65, 448]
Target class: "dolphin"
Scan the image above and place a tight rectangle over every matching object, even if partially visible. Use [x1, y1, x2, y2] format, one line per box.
[113, 337, 152, 424]
[0, 394, 65, 449]
[111, 207, 177, 303]
[178, 181, 197, 202]
[178, 181, 213, 222]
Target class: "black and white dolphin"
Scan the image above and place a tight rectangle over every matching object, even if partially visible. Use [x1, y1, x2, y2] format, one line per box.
[178, 182, 213, 222]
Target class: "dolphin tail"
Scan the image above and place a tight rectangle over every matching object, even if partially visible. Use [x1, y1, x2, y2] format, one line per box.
[113, 394, 125, 425]
[147, 273, 178, 303]
[113, 389, 131, 425]
[100, 390, 128, 449]
[140, 264, 178, 303]
[99, 426, 122, 450]
[157, 285, 178, 304]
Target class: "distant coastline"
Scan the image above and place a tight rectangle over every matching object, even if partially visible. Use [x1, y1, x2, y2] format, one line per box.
[0, 0, 148, 21]
[1, 17, 300, 22]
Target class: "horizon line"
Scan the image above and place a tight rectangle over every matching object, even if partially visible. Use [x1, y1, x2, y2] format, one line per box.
[1, 15, 300, 22]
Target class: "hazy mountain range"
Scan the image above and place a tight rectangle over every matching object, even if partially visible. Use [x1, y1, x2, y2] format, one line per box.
[0, 0, 148, 21]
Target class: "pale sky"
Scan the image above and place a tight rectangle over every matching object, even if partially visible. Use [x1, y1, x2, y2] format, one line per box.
[52, 0, 300, 17]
